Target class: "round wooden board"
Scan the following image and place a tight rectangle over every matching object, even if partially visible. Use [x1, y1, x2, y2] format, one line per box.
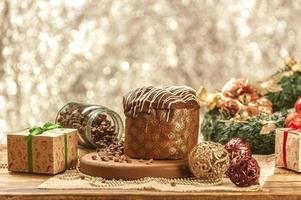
[79, 152, 192, 179]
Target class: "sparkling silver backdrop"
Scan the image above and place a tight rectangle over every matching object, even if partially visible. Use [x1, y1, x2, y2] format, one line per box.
[0, 0, 301, 143]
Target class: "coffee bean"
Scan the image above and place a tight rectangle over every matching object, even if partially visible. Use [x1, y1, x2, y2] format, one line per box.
[79, 127, 85, 133]
[100, 156, 109, 162]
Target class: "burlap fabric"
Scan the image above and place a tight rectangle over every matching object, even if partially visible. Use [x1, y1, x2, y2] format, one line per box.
[37, 155, 275, 192]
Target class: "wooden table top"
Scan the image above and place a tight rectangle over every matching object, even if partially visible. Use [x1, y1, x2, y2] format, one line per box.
[1, 144, 301, 200]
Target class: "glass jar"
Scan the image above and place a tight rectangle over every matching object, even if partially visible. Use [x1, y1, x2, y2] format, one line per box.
[55, 102, 124, 148]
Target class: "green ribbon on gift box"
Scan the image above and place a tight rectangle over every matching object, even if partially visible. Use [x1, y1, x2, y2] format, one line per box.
[27, 122, 68, 173]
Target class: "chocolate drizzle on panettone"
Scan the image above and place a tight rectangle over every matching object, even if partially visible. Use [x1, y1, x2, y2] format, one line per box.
[123, 86, 200, 121]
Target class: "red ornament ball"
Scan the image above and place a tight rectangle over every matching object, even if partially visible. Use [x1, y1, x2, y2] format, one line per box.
[295, 97, 301, 114]
[285, 112, 301, 127]
[224, 138, 252, 160]
[228, 155, 260, 187]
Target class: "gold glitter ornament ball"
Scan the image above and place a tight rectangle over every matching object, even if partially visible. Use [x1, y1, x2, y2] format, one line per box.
[188, 141, 230, 182]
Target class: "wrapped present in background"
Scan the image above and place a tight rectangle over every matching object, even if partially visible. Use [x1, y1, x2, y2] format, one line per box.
[275, 98, 301, 172]
[275, 128, 301, 172]
[7, 123, 78, 174]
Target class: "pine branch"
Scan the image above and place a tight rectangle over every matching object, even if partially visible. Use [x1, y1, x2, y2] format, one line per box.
[266, 71, 301, 111]
[201, 108, 288, 154]
[201, 68, 300, 154]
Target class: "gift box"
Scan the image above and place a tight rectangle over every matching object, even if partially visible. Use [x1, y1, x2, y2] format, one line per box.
[7, 127, 78, 174]
[275, 128, 301, 172]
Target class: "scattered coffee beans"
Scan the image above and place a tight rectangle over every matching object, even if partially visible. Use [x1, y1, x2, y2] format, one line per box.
[96, 140, 132, 164]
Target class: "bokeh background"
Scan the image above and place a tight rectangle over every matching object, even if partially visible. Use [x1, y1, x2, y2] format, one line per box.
[0, 0, 301, 143]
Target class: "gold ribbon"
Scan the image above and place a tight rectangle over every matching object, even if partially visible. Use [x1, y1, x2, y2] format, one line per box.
[196, 86, 222, 110]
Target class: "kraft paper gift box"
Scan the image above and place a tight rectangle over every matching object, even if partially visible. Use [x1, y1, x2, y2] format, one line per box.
[275, 128, 301, 172]
[7, 128, 78, 174]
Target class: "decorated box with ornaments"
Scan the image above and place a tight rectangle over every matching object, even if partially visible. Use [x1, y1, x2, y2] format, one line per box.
[275, 128, 301, 172]
[200, 58, 301, 155]
[7, 124, 78, 174]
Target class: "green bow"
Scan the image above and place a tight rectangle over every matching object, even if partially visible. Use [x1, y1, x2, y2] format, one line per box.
[29, 122, 62, 136]
[27, 122, 66, 173]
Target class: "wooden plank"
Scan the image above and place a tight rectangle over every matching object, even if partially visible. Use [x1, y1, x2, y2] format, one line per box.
[265, 175, 301, 182]
[1, 144, 301, 200]
[1, 191, 301, 200]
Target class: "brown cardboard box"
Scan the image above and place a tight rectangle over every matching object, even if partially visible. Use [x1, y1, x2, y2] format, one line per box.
[275, 128, 301, 172]
[7, 128, 78, 174]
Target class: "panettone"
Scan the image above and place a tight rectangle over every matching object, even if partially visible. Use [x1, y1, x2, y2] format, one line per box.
[123, 86, 200, 159]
